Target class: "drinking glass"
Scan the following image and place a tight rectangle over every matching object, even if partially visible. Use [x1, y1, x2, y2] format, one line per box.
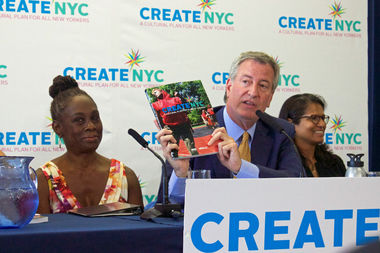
[187, 170, 211, 179]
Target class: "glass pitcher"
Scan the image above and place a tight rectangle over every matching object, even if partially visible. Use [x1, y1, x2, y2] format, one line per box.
[0, 156, 39, 228]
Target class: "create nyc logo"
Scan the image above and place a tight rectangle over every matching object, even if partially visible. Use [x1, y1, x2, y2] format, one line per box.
[139, 0, 235, 31]
[0, 65, 7, 78]
[0, 0, 90, 22]
[275, 57, 301, 93]
[278, 1, 362, 37]
[62, 49, 165, 88]
[125, 49, 145, 70]
[0, 64, 8, 85]
[0, 116, 65, 153]
[325, 115, 362, 150]
[137, 176, 157, 205]
[210, 56, 301, 93]
[137, 175, 157, 204]
[46, 116, 65, 147]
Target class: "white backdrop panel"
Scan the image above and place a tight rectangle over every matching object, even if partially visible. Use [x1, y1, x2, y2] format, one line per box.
[0, 0, 368, 205]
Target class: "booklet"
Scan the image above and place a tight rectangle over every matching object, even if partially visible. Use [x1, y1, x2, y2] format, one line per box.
[145, 80, 219, 159]
[29, 213, 48, 224]
[68, 202, 142, 217]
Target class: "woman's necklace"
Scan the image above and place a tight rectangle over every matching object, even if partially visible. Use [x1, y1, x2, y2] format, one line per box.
[308, 161, 319, 177]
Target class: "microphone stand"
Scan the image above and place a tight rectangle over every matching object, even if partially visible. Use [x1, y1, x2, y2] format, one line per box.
[140, 146, 182, 220]
[128, 128, 182, 219]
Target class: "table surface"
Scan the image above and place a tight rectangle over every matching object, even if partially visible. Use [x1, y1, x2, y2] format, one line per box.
[0, 213, 184, 253]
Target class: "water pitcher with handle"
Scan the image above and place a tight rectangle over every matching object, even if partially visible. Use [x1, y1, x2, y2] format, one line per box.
[0, 156, 39, 228]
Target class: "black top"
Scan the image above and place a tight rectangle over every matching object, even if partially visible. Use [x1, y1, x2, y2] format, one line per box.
[304, 153, 346, 177]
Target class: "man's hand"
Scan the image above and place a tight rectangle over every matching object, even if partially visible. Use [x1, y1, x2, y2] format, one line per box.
[156, 128, 190, 177]
[208, 127, 242, 174]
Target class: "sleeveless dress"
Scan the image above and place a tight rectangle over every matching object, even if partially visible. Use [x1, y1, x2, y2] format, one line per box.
[40, 159, 128, 213]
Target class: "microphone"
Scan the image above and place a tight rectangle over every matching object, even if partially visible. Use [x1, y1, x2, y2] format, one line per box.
[128, 128, 182, 219]
[128, 128, 148, 148]
[255, 110, 306, 177]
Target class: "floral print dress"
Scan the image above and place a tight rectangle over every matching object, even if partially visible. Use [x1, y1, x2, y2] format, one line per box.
[40, 159, 128, 213]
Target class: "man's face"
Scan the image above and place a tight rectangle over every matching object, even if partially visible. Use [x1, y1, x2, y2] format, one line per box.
[226, 59, 275, 129]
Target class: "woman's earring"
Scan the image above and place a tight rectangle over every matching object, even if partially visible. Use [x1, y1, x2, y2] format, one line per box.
[58, 136, 62, 149]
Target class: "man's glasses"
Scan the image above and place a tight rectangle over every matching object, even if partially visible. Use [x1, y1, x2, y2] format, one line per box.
[299, 115, 330, 125]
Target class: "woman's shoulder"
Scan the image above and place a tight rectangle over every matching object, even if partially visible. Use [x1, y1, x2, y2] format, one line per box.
[331, 154, 346, 169]
[330, 153, 345, 163]
[38, 161, 62, 179]
[316, 145, 345, 163]
[324, 150, 345, 165]
[316, 147, 346, 176]
[318, 148, 344, 164]
[110, 158, 137, 176]
[40, 161, 58, 170]
[108, 158, 130, 170]
[109, 158, 122, 166]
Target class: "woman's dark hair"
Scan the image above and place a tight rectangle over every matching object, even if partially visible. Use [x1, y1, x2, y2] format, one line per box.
[278, 93, 338, 175]
[49, 75, 95, 121]
[278, 93, 326, 124]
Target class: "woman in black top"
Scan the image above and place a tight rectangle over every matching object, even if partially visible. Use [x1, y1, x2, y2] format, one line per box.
[279, 93, 346, 177]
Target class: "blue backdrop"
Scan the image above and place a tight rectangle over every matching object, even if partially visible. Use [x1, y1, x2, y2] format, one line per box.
[368, 0, 380, 171]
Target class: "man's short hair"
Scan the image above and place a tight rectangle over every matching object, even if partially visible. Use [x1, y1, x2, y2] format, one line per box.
[224, 51, 280, 102]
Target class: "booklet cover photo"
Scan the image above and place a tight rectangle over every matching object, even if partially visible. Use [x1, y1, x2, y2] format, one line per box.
[145, 80, 219, 159]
